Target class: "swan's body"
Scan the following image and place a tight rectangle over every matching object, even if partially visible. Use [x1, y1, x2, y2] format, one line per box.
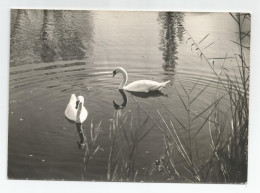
[113, 67, 170, 93]
[65, 94, 88, 123]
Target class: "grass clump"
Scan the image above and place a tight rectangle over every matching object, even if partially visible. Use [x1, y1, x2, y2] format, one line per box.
[148, 12, 250, 183]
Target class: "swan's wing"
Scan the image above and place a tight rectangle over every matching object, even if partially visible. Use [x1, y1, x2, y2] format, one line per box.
[70, 94, 77, 103]
[80, 106, 88, 123]
[65, 103, 77, 121]
[124, 80, 163, 92]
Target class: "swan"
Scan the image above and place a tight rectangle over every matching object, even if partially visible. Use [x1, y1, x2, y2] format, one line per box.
[112, 67, 170, 92]
[64, 94, 88, 123]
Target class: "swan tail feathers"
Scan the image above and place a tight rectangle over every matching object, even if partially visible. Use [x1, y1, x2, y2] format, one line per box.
[157, 80, 170, 90]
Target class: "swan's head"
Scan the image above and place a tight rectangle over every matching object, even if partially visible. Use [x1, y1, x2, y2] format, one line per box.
[113, 70, 117, 77]
[75, 96, 84, 109]
[113, 67, 126, 77]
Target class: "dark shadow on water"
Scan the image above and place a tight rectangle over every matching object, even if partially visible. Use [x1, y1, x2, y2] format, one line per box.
[128, 90, 168, 98]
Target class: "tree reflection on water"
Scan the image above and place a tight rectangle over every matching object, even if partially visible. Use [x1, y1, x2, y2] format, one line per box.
[158, 12, 185, 71]
[10, 10, 94, 67]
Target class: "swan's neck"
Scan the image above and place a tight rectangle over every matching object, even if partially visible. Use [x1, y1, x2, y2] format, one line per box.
[119, 69, 128, 89]
[76, 103, 82, 122]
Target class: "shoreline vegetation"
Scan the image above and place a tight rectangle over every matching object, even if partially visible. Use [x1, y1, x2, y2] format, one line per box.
[75, 13, 250, 183]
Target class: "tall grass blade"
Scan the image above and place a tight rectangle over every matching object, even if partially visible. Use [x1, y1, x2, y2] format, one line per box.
[159, 99, 188, 132]
[119, 118, 130, 147]
[229, 13, 239, 24]
[194, 104, 218, 136]
[178, 79, 189, 96]
[175, 85, 188, 112]
[203, 40, 217, 50]
[190, 82, 210, 104]
[192, 95, 225, 121]
[198, 33, 210, 45]
[132, 96, 171, 139]
[138, 124, 155, 142]
[189, 77, 202, 94]
[230, 40, 250, 49]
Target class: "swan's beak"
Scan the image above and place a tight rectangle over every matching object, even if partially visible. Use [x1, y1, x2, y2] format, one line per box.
[75, 100, 80, 109]
[113, 70, 116, 77]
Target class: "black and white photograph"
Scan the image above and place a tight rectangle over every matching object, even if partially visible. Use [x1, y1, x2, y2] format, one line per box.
[8, 9, 250, 184]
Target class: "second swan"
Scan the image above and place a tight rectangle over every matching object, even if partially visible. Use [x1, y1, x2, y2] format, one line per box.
[65, 94, 88, 123]
[113, 67, 170, 93]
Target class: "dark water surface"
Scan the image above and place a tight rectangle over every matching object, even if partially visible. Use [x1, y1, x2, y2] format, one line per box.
[8, 10, 249, 181]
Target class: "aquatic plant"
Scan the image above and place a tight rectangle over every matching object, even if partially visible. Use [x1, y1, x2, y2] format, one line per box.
[80, 120, 102, 180]
[107, 107, 155, 182]
[144, 12, 250, 183]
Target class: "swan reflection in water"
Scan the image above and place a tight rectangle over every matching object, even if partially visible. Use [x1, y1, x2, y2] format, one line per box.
[76, 123, 86, 149]
[113, 89, 128, 110]
[113, 88, 168, 111]
[63, 120, 86, 149]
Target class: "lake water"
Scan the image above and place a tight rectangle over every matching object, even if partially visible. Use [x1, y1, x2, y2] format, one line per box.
[8, 10, 250, 182]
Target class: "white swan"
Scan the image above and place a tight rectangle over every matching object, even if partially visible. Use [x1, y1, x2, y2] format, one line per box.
[64, 94, 88, 123]
[113, 67, 170, 92]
